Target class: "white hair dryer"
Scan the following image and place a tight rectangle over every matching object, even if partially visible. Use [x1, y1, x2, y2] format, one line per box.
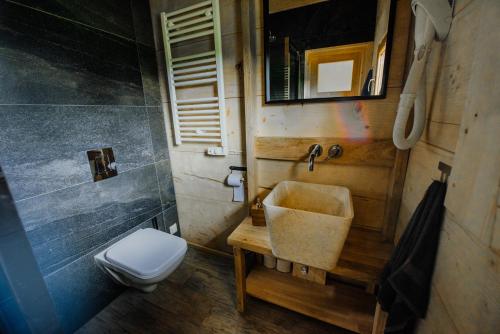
[392, 0, 452, 150]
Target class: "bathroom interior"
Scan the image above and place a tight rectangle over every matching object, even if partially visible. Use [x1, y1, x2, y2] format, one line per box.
[0, 0, 498, 333]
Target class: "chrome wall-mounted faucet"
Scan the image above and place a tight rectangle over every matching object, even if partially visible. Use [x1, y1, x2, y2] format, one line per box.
[308, 144, 323, 171]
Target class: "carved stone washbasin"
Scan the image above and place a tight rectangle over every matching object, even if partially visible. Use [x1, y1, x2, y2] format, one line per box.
[263, 181, 354, 271]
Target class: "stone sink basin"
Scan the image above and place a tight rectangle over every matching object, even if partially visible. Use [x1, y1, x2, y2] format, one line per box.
[263, 181, 354, 271]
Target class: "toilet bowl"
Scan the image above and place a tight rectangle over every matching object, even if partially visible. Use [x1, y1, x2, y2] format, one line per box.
[95, 228, 187, 292]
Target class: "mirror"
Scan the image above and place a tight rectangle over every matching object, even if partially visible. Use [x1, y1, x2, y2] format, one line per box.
[264, 0, 396, 103]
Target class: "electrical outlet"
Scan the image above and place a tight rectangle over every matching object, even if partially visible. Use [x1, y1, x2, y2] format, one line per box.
[169, 223, 178, 234]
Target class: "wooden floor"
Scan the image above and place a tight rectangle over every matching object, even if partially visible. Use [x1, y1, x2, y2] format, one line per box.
[77, 247, 354, 334]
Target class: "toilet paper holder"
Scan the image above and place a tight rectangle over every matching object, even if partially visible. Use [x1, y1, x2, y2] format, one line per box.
[229, 166, 247, 172]
[229, 166, 246, 182]
[227, 166, 246, 202]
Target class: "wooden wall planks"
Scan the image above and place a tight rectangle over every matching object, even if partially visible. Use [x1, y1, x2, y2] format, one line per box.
[255, 137, 396, 168]
[242, 0, 412, 233]
[397, 0, 500, 332]
[150, 0, 248, 253]
[241, 0, 259, 202]
[256, 160, 391, 200]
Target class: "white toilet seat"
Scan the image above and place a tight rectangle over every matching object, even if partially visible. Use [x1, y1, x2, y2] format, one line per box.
[95, 228, 187, 292]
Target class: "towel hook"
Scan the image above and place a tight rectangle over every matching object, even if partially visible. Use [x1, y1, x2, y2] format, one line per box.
[438, 161, 452, 183]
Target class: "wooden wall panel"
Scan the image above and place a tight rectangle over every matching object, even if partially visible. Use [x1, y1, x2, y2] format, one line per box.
[241, 0, 258, 202]
[443, 0, 500, 243]
[428, 215, 500, 333]
[352, 196, 386, 230]
[414, 286, 458, 333]
[255, 137, 396, 167]
[256, 90, 401, 138]
[386, 0, 412, 88]
[244, 0, 412, 232]
[256, 159, 391, 200]
[398, 0, 500, 332]
[150, 0, 247, 254]
[492, 191, 500, 253]
[397, 142, 454, 238]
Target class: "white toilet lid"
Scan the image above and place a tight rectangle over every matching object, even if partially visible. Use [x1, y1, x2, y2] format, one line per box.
[105, 228, 187, 279]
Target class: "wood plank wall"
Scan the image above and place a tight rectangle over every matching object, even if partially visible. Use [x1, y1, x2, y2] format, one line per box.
[244, 0, 412, 234]
[397, 0, 500, 332]
[150, 0, 248, 253]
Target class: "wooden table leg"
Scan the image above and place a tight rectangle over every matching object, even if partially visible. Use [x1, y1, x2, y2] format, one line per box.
[233, 247, 246, 312]
[372, 303, 388, 334]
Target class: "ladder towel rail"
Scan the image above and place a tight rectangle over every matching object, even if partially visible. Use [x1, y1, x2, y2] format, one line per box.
[165, 0, 212, 18]
[176, 97, 218, 103]
[177, 103, 219, 109]
[170, 29, 214, 44]
[161, 0, 227, 155]
[172, 57, 216, 69]
[169, 22, 214, 37]
[172, 51, 215, 63]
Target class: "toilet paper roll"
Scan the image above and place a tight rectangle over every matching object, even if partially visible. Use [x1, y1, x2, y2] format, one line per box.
[226, 171, 244, 202]
[263, 255, 277, 269]
[276, 259, 292, 273]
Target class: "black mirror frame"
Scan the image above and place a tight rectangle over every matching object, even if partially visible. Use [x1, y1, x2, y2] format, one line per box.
[263, 0, 398, 105]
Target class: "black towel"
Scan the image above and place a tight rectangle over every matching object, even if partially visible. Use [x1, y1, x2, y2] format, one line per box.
[377, 181, 447, 333]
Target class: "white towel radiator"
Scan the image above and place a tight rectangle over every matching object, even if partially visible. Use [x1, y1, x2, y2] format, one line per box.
[161, 0, 227, 156]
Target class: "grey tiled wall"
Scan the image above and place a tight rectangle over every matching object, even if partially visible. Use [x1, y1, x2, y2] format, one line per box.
[0, 167, 62, 333]
[0, 0, 177, 332]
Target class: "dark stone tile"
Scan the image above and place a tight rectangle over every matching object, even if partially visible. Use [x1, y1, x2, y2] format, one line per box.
[0, 231, 62, 333]
[16, 165, 162, 275]
[0, 1, 177, 332]
[0, 171, 24, 237]
[44, 245, 123, 334]
[162, 204, 180, 237]
[0, 105, 154, 201]
[10, 0, 135, 40]
[0, 266, 11, 304]
[152, 210, 166, 232]
[131, 0, 155, 47]
[147, 107, 169, 161]
[44, 218, 155, 333]
[155, 160, 175, 207]
[0, 170, 61, 333]
[138, 45, 162, 106]
[34, 206, 162, 276]
[0, 297, 31, 334]
[0, 1, 144, 105]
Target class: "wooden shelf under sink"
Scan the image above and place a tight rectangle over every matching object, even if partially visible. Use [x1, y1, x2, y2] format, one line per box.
[227, 217, 394, 334]
[246, 266, 375, 334]
[228, 217, 393, 291]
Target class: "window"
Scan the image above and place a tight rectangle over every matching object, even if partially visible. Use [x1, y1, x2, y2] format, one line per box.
[317, 60, 354, 93]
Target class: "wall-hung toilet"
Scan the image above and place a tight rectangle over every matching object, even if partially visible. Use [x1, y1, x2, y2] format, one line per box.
[95, 228, 187, 292]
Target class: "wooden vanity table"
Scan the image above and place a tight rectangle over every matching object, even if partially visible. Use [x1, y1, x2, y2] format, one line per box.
[227, 217, 393, 334]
